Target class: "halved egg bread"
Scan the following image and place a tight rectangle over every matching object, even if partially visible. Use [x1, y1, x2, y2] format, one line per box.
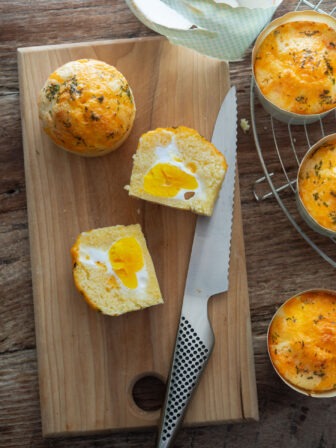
[125, 126, 228, 216]
[71, 224, 163, 316]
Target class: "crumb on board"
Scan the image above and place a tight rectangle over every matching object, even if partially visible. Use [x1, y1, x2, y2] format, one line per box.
[240, 118, 250, 133]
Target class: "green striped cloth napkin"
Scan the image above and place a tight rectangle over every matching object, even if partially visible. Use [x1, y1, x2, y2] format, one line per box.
[125, 0, 283, 61]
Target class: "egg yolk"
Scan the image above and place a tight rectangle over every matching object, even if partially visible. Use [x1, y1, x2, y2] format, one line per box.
[108, 237, 144, 289]
[143, 163, 198, 198]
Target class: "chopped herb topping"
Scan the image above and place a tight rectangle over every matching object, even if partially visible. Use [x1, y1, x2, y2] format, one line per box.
[313, 314, 326, 324]
[271, 332, 279, 343]
[296, 96, 307, 104]
[301, 30, 320, 37]
[313, 371, 325, 378]
[320, 89, 333, 105]
[74, 135, 86, 146]
[300, 49, 314, 69]
[68, 76, 82, 99]
[90, 112, 100, 121]
[121, 84, 133, 103]
[329, 211, 336, 224]
[45, 83, 60, 101]
[314, 160, 323, 177]
[324, 56, 334, 77]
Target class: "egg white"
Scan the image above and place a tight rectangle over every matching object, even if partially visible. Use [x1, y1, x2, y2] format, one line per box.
[77, 241, 149, 295]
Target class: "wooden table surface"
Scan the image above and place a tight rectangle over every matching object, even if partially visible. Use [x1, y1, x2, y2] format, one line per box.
[1, 1, 336, 447]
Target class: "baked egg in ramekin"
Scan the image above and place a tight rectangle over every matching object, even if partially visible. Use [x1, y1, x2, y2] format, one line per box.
[252, 11, 336, 125]
[268, 289, 336, 397]
[296, 133, 336, 238]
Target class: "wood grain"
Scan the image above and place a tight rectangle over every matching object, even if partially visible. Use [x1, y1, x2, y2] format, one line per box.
[2, 0, 336, 446]
[18, 36, 258, 436]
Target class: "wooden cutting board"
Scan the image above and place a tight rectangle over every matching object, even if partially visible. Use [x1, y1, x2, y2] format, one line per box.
[18, 36, 258, 437]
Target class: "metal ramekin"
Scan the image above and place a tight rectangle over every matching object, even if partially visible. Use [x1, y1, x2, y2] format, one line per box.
[296, 133, 336, 238]
[267, 289, 336, 398]
[252, 11, 336, 125]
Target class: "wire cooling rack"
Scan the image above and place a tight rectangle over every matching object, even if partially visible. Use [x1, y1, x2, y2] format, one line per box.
[250, 0, 336, 268]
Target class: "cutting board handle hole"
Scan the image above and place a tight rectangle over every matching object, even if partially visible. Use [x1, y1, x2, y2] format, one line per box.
[131, 374, 165, 412]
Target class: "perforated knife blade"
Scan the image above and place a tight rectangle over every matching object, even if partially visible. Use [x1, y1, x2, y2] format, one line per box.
[156, 86, 238, 448]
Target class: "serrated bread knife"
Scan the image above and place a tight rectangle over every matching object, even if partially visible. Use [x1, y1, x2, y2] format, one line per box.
[156, 86, 238, 448]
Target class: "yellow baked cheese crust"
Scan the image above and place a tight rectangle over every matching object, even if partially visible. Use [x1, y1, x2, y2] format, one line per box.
[298, 138, 336, 232]
[268, 290, 336, 393]
[254, 20, 336, 115]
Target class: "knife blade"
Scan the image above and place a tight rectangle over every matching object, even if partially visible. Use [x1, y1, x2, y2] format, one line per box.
[156, 86, 238, 448]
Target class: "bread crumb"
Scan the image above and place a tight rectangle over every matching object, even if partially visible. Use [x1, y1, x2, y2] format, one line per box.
[240, 118, 250, 133]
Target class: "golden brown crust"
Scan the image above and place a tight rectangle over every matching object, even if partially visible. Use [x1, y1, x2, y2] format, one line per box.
[254, 20, 336, 115]
[38, 59, 136, 156]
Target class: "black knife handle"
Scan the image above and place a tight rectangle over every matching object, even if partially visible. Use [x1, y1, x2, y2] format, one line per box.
[156, 313, 214, 448]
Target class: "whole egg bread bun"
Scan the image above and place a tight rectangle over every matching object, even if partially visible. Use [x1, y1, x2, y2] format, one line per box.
[125, 126, 228, 216]
[38, 59, 136, 156]
[71, 224, 163, 316]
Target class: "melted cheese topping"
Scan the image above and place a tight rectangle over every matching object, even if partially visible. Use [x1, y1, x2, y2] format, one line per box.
[298, 140, 336, 231]
[268, 290, 336, 393]
[255, 21, 336, 115]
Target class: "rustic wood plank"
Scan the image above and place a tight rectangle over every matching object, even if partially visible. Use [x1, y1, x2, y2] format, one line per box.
[0, 95, 26, 214]
[0, 0, 154, 94]
[0, 209, 34, 354]
[1, 0, 336, 446]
